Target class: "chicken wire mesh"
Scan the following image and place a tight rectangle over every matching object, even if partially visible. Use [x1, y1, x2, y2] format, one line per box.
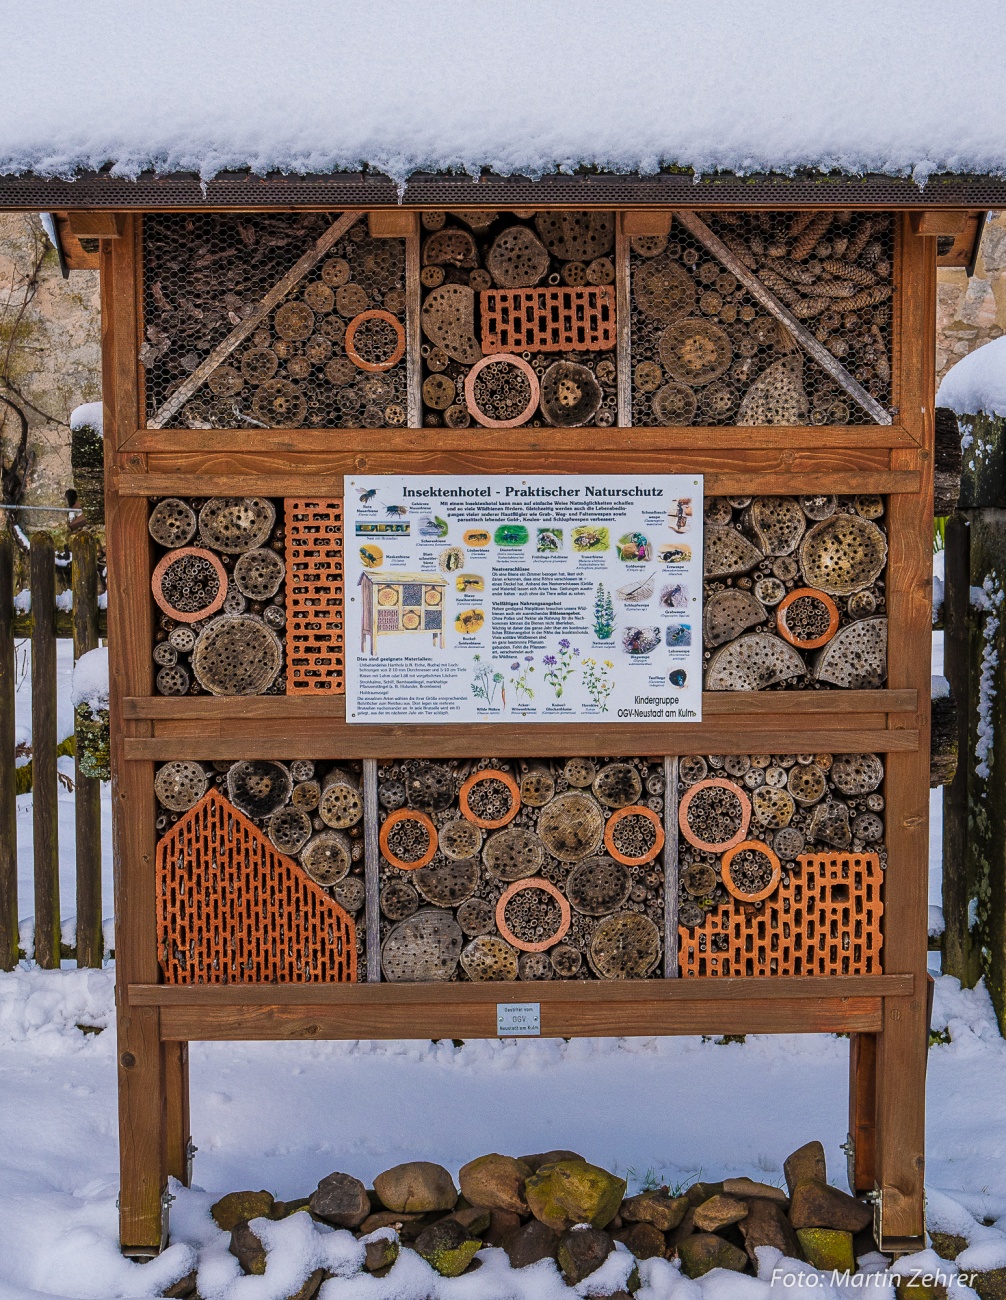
[630, 211, 895, 426]
[142, 213, 408, 429]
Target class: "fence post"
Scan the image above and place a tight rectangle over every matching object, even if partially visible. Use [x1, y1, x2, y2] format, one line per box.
[30, 532, 59, 968]
[0, 536, 16, 969]
[73, 532, 102, 967]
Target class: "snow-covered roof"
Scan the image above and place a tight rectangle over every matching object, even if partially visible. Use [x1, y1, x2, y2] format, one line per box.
[2, 0, 1006, 205]
[937, 337, 1006, 417]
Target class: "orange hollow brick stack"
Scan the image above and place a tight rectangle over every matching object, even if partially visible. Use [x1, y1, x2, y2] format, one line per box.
[678, 852, 883, 978]
[480, 286, 616, 354]
[156, 789, 357, 983]
[285, 498, 345, 693]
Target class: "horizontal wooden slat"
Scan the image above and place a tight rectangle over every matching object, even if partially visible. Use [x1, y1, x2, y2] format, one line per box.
[123, 689, 917, 721]
[121, 426, 919, 454]
[136, 979, 908, 1041]
[131, 974, 912, 1006]
[117, 466, 920, 499]
[124, 726, 917, 761]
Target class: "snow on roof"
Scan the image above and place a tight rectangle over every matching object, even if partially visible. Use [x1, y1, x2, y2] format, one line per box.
[937, 337, 1006, 416]
[2, 1, 1004, 187]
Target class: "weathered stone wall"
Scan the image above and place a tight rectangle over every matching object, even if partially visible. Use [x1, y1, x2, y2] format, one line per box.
[0, 213, 101, 517]
[937, 212, 1006, 388]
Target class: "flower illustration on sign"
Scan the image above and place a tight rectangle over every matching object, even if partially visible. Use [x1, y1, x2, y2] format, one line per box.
[581, 657, 615, 712]
[543, 640, 578, 698]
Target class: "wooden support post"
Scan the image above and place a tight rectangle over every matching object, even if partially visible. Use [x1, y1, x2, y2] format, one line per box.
[72, 532, 103, 967]
[363, 758, 381, 982]
[104, 225, 168, 1254]
[30, 532, 59, 968]
[164, 1040, 191, 1186]
[0, 535, 17, 970]
[848, 1033, 877, 1195]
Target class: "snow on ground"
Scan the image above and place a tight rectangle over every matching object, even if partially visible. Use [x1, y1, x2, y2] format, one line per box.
[0, 2, 1002, 184]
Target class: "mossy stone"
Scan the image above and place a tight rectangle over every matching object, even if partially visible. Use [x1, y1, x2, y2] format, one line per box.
[414, 1219, 481, 1277]
[797, 1227, 856, 1273]
[211, 1190, 274, 1232]
[525, 1158, 626, 1232]
[678, 1233, 749, 1278]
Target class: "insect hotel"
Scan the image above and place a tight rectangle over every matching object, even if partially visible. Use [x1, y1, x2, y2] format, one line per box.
[24, 167, 987, 1258]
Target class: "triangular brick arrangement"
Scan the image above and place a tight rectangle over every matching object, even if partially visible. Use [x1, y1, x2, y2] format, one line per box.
[157, 788, 357, 983]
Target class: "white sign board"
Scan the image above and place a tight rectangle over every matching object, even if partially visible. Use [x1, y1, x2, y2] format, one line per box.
[345, 474, 703, 724]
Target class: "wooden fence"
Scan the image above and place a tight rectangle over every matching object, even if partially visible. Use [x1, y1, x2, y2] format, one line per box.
[0, 530, 107, 971]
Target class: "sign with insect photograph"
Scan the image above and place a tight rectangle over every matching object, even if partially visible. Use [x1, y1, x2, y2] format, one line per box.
[345, 474, 703, 723]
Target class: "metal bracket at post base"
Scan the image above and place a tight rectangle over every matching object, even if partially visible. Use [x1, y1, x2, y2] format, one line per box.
[867, 1189, 926, 1258]
[117, 1187, 173, 1260]
[186, 1139, 198, 1188]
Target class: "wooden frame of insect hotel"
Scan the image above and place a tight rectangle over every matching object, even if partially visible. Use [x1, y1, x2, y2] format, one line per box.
[33, 173, 984, 1259]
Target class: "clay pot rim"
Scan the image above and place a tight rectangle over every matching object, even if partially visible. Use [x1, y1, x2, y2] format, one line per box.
[720, 839, 782, 903]
[603, 803, 666, 866]
[344, 309, 406, 373]
[464, 354, 540, 428]
[459, 769, 521, 829]
[379, 808, 439, 871]
[495, 876, 571, 952]
[776, 587, 840, 650]
[678, 777, 752, 853]
[151, 546, 228, 624]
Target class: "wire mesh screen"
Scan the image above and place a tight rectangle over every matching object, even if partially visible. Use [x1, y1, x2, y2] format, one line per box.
[142, 213, 408, 429]
[630, 212, 894, 426]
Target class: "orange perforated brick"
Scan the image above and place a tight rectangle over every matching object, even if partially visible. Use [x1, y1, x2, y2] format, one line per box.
[678, 852, 883, 978]
[480, 286, 616, 354]
[157, 788, 357, 984]
[285, 498, 345, 693]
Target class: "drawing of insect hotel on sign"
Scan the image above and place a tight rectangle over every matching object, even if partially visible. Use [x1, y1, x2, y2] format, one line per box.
[358, 571, 448, 653]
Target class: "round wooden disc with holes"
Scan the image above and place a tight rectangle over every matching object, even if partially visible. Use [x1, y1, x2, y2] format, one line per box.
[830, 752, 884, 795]
[423, 228, 479, 268]
[251, 378, 307, 427]
[414, 857, 480, 907]
[566, 856, 632, 916]
[651, 382, 697, 425]
[208, 364, 242, 397]
[198, 498, 275, 553]
[192, 616, 282, 695]
[751, 785, 796, 829]
[154, 761, 208, 812]
[703, 588, 767, 648]
[798, 515, 888, 597]
[268, 806, 312, 856]
[486, 225, 550, 288]
[381, 879, 420, 922]
[456, 897, 495, 936]
[336, 283, 368, 317]
[459, 769, 520, 828]
[721, 839, 782, 903]
[539, 361, 601, 428]
[319, 772, 363, 829]
[438, 817, 483, 861]
[345, 310, 406, 373]
[496, 877, 571, 953]
[483, 826, 544, 881]
[322, 257, 351, 287]
[334, 876, 365, 913]
[152, 547, 227, 623]
[604, 804, 665, 865]
[404, 762, 455, 811]
[460, 934, 519, 981]
[592, 763, 643, 809]
[519, 769, 556, 807]
[787, 763, 827, 805]
[156, 664, 190, 695]
[588, 911, 662, 979]
[704, 632, 805, 691]
[274, 301, 315, 341]
[301, 830, 352, 885]
[241, 349, 279, 384]
[292, 780, 321, 812]
[168, 626, 196, 652]
[776, 587, 840, 649]
[382, 908, 463, 982]
[537, 790, 605, 862]
[420, 284, 482, 365]
[464, 355, 539, 428]
[303, 281, 335, 313]
[564, 758, 597, 788]
[149, 498, 197, 548]
[633, 255, 696, 323]
[535, 211, 614, 261]
[679, 755, 708, 785]
[232, 548, 284, 601]
[682, 861, 717, 897]
[678, 778, 751, 852]
[226, 759, 292, 818]
[551, 944, 582, 977]
[659, 318, 732, 386]
[380, 808, 438, 870]
[422, 373, 456, 410]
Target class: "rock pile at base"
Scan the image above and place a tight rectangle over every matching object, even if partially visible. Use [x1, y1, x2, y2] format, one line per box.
[165, 1140, 879, 1297]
